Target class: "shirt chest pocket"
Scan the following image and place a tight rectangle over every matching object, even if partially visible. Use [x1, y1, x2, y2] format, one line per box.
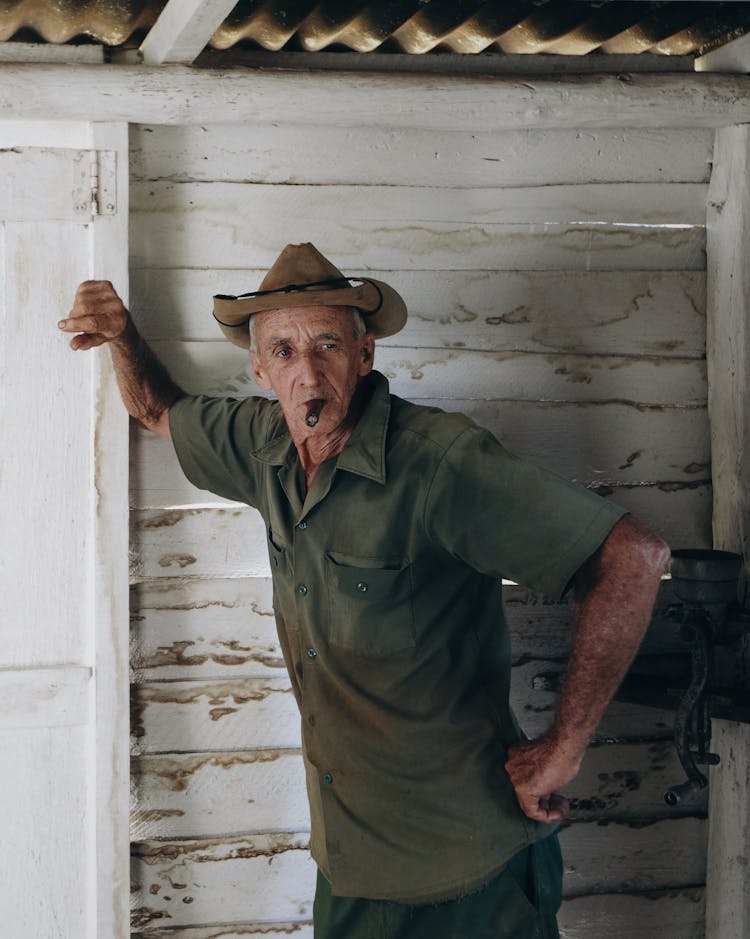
[324, 552, 415, 657]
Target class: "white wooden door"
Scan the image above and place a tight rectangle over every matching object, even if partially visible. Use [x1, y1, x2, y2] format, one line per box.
[0, 125, 129, 939]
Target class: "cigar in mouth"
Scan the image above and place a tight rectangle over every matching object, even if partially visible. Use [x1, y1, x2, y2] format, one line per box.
[305, 401, 322, 427]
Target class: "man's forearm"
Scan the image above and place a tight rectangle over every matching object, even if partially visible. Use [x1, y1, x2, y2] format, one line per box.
[109, 318, 182, 432]
[62, 280, 182, 436]
[552, 514, 670, 761]
[505, 514, 670, 822]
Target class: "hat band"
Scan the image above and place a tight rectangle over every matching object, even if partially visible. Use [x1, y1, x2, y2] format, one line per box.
[215, 276, 354, 303]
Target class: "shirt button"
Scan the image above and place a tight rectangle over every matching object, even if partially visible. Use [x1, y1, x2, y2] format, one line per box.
[356, 581, 368, 593]
[306, 648, 317, 660]
[297, 521, 307, 530]
[323, 773, 333, 785]
[297, 584, 308, 596]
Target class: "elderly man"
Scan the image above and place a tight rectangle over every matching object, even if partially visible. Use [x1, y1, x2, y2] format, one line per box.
[61, 244, 668, 939]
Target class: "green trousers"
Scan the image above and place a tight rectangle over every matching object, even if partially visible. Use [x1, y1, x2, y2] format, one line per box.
[313, 835, 562, 939]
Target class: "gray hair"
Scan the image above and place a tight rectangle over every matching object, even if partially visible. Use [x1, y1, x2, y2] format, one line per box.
[248, 306, 367, 353]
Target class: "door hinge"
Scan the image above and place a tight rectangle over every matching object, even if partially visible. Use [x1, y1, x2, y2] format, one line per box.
[73, 149, 117, 217]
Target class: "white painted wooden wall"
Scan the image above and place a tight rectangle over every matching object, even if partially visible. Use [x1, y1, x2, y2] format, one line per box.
[0, 122, 130, 939]
[127, 121, 712, 937]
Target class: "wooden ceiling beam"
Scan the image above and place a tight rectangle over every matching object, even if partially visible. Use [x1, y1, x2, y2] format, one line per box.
[1, 65, 750, 128]
[139, 0, 238, 66]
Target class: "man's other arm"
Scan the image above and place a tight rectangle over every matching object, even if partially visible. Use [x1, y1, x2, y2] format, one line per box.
[505, 514, 670, 823]
[59, 280, 181, 438]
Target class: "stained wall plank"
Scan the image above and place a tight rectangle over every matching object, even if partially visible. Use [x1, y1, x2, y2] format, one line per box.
[131, 663, 674, 755]
[129, 820, 704, 930]
[148, 342, 707, 405]
[131, 748, 308, 839]
[130, 578, 686, 683]
[131, 677, 300, 754]
[131, 400, 709, 508]
[130, 833, 315, 931]
[130, 739, 699, 841]
[130, 267, 707, 357]
[130, 213, 704, 274]
[130, 484, 711, 585]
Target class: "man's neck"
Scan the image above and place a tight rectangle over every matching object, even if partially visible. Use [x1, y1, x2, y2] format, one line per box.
[290, 381, 369, 487]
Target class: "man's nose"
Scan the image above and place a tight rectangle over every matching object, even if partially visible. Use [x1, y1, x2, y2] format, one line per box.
[296, 351, 323, 385]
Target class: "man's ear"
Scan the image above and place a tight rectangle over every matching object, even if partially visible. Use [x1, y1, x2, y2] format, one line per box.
[250, 352, 273, 391]
[358, 334, 375, 376]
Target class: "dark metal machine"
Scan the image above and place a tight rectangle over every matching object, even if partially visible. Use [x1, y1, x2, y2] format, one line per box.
[662, 549, 747, 805]
[611, 548, 750, 806]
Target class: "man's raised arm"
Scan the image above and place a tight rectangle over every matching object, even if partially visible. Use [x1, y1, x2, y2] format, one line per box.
[59, 280, 182, 438]
[505, 514, 670, 822]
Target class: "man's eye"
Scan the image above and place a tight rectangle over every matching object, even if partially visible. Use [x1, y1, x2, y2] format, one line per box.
[321, 342, 337, 351]
[276, 347, 292, 358]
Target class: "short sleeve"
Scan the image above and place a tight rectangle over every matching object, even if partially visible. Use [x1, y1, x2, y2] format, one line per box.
[424, 426, 626, 600]
[168, 394, 281, 506]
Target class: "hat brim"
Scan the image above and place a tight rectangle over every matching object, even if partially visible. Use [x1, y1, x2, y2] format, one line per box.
[213, 278, 407, 349]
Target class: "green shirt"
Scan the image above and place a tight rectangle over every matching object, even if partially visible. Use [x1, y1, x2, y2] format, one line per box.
[169, 370, 625, 903]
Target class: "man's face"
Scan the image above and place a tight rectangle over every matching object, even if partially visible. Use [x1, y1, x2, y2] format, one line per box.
[250, 305, 375, 437]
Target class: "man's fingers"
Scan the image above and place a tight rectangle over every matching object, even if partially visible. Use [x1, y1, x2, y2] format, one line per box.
[60, 312, 114, 335]
[69, 332, 107, 351]
[518, 791, 570, 823]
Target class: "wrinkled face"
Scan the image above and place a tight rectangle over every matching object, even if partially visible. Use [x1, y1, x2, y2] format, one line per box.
[250, 305, 375, 437]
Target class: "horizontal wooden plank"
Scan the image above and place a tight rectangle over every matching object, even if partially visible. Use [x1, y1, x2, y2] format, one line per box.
[130, 577, 689, 683]
[557, 888, 705, 939]
[560, 817, 706, 898]
[131, 577, 282, 681]
[130, 181, 705, 272]
[0, 666, 91, 729]
[130, 738, 699, 841]
[131, 483, 711, 583]
[130, 125, 713, 187]
[130, 818, 704, 928]
[7, 66, 750, 129]
[132, 657, 674, 756]
[131, 399, 709, 509]
[131, 180, 706, 227]
[129, 890, 704, 939]
[147, 343, 708, 406]
[131, 748, 309, 839]
[131, 926, 313, 939]
[130, 832, 315, 930]
[131, 678, 301, 754]
[130, 505, 269, 580]
[131, 267, 707, 357]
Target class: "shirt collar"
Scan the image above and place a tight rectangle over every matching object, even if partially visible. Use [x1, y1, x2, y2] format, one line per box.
[250, 370, 391, 485]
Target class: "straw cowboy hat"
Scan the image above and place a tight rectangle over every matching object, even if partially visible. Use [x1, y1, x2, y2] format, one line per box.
[212, 243, 408, 349]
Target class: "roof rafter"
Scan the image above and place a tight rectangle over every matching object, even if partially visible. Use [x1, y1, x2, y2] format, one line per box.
[695, 31, 750, 73]
[139, 0, 238, 66]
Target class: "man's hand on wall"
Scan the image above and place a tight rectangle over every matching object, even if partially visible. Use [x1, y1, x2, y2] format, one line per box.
[59, 280, 129, 350]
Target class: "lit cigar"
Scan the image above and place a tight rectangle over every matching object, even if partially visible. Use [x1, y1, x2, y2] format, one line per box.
[305, 402, 321, 427]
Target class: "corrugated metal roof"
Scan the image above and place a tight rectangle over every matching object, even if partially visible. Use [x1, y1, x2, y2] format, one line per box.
[1, 0, 749, 57]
